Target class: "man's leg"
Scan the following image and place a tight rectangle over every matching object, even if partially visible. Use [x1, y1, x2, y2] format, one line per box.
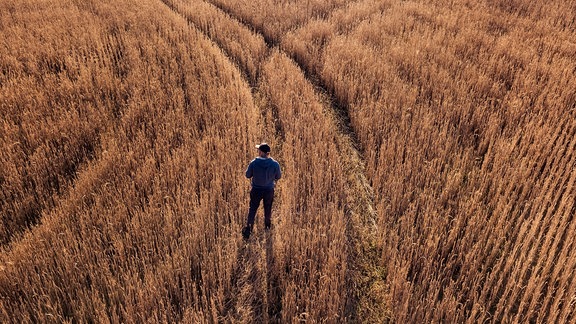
[263, 188, 274, 230]
[245, 189, 262, 238]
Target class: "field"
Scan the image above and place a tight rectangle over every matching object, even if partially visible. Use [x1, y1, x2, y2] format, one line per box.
[1, 0, 575, 322]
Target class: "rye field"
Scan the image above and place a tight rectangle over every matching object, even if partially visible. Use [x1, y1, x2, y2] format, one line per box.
[1, 0, 575, 322]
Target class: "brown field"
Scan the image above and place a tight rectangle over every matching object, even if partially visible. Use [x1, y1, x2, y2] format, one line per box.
[1, 0, 575, 322]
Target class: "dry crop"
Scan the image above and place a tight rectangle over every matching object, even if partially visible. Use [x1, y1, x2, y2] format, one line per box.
[1, 0, 379, 322]
[211, 0, 576, 322]
[1, 0, 575, 323]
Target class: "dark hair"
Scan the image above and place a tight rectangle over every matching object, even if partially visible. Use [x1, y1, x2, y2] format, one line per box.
[257, 143, 271, 153]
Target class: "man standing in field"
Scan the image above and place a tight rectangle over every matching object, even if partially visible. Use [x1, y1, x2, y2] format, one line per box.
[242, 143, 281, 239]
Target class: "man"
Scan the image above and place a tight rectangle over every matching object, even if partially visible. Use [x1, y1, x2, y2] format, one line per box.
[242, 143, 281, 239]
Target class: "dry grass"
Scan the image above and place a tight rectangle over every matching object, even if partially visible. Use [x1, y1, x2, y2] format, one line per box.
[1, 0, 576, 322]
[0, 0, 364, 322]
[1, 0, 261, 321]
[221, 0, 576, 321]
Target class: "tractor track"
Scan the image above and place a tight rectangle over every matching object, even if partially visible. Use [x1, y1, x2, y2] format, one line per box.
[158, 0, 383, 320]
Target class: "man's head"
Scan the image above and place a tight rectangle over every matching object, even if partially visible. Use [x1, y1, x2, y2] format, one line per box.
[256, 143, 271, 157]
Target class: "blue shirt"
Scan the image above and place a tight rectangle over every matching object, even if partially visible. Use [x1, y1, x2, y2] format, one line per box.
[245, 157, 281, 189]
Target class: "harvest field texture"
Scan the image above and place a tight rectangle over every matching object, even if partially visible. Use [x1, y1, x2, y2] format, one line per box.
[0, 0, 575, 322]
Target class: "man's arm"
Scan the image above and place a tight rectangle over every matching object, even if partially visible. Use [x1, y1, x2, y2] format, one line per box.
[275, 162, 281, 180]
[245, 161, 253, 178]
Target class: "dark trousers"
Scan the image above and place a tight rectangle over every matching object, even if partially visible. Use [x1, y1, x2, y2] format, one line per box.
[247, 188, 274, 228]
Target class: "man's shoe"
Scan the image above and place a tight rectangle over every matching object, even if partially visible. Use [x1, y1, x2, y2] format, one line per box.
[242, 226, 252, 239]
